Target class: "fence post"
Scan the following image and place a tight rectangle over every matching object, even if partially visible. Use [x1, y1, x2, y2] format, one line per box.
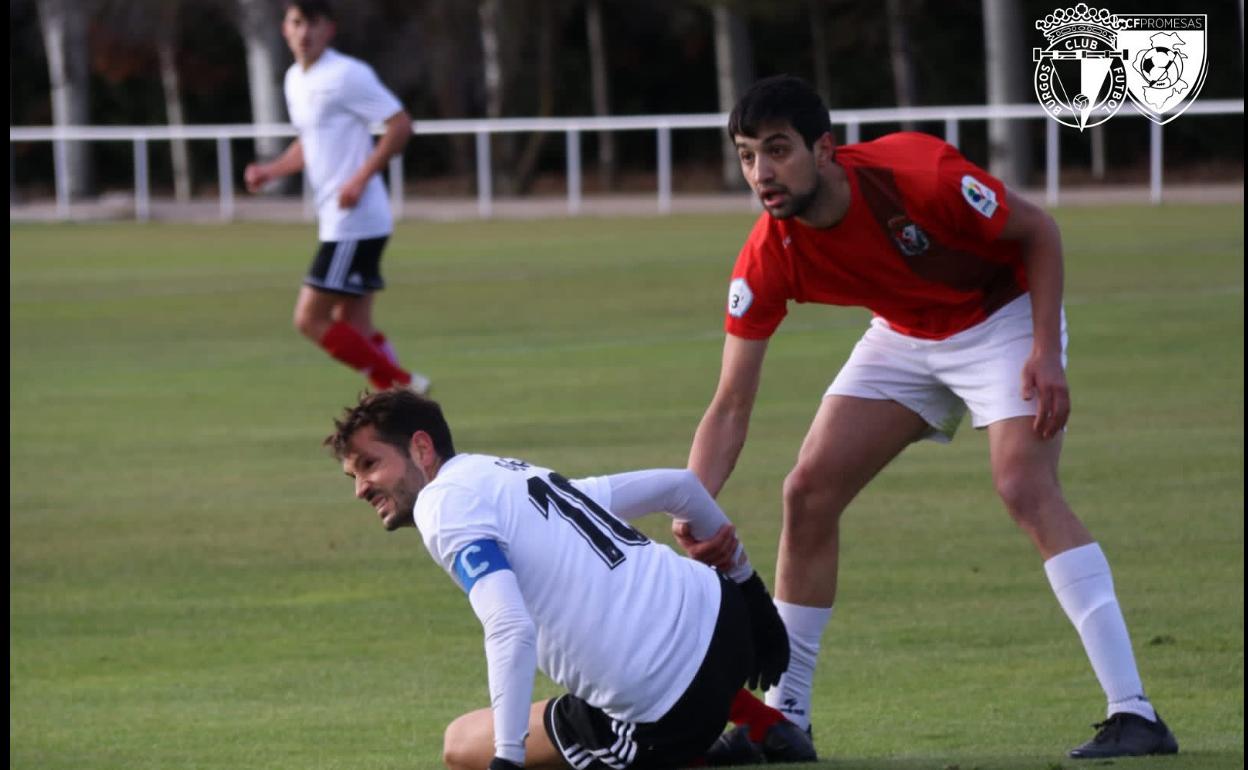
[844, 119, 860, 145]
[566, 129, 581, 216]
[217, 136, 234, 221]
[944, 118, 959, 148]
[476, 130, 492, 219]
[133, 136, 150, 222]
[1045, 119, 1059, 207]
[1149, 121, 1163, 205]
[656, 124, 671, 215]
[53, 137, 70, 220]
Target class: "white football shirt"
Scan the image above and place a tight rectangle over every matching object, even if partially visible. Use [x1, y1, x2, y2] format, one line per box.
[284, 48, 402, 242]
[415, 454, 721, 724]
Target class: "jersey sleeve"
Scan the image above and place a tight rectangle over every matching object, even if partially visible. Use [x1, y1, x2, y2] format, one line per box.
[723, 217, 790, 340]
[342, 61, 405, 125]
[597, 468, 752, 582]
[568, 474, 613, 510]
[925, 142, 1012, 247]
[415, 483, 506, 591]
[468, 569, 538, 765]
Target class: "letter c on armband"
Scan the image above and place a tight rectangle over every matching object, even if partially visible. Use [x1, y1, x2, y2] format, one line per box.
[454, 539, 511, 593]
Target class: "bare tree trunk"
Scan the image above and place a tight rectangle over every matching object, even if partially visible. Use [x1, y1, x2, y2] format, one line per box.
[713, 1, 755, 189]
[422, 0, 475, 183]
[37, 0, 93, 197]
[236, 0, 286, 164]
[157, 4, 191, 202]
[1090, 125, 1106, 181]
[981, 0, 1031, 186]
[509, 0, 555, 195]
[479, 0, 502, 120]
[809, 0, 832, 109]
[885, 0, 917, 130]
[585, 0, 616, 190]
[477, 0, 510, 193]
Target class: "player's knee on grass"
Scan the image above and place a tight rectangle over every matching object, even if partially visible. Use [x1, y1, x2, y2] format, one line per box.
[442, 712, 492, 770]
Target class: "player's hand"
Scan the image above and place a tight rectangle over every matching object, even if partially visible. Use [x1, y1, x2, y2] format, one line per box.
[738, 572, 790, 692]
[243, 163, 270, 193]
[672, 521, 739, 572]
[1021, 347, 1069, 440]
[488, 758, 523, 770]
[338, 176, 366, 208]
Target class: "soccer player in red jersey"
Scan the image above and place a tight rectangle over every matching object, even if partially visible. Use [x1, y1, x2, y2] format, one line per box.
[676, 75, 1177, 761]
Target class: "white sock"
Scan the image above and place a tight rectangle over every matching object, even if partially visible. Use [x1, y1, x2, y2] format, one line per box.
[764, 601, 832, 730]
[1045, 542, 1156, 721]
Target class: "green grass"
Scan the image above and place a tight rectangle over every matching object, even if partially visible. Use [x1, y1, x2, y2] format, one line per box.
[9, 206, 1244, 770]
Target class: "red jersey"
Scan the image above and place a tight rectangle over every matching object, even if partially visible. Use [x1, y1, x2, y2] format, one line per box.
[724, 132, 1027, 341]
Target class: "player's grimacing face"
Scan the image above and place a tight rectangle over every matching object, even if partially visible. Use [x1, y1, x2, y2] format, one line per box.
[282, 7, 334, 66]
[735, 124, 820, 220]
[341, 425, 426, 531]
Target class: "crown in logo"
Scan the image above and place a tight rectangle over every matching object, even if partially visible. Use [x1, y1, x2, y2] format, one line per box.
[1036, 4, 1123, 45]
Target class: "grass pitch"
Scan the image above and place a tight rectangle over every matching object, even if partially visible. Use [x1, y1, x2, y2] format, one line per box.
[9, 205, 1244, 769]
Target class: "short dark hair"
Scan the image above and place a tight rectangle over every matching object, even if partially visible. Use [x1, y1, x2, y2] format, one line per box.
[286, 0, 334, 22]
[728, 75, 833, 149]
[326, 389, 456, 461]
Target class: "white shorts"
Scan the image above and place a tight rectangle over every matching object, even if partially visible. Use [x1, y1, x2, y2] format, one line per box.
[826, 294, 1068, 443]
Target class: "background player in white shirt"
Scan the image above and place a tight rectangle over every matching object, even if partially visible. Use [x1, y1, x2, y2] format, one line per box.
[244, 1, 429, 393]
[325, 389, 804, 770]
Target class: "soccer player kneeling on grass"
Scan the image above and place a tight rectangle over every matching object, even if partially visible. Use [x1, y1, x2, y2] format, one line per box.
[326, 389, 811, 769]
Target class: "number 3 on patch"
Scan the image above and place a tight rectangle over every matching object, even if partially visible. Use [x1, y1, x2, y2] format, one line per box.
[454, 539, 510, 593]
[728, 277, 754, 318]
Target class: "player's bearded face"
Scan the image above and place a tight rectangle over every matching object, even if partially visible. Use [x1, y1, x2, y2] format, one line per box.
[737, 128, 822, 220]
[343, 428, 427, 531]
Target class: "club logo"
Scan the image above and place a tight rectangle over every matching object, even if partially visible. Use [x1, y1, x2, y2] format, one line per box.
[1033, 5, 1208, 129]
[960, 175, 999, 218]
[1033, 5, 1128, 131]
[887, 216, 931, 256]
[1118, 14, 1208, 124]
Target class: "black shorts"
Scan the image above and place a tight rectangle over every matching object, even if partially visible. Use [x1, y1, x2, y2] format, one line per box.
[542, 576, 753, 769]
[303, 236, 389, 296]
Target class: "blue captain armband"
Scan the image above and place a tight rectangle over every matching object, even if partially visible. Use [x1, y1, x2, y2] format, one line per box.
[453, 539, 511, 594]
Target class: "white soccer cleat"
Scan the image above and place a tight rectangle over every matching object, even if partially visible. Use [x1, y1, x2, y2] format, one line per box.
[407, 372, 432, 396]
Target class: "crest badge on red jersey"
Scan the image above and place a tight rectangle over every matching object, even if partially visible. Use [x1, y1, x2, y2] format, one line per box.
[887, 216, 931, 257]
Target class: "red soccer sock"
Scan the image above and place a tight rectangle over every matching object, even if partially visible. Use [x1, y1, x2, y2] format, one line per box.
[319, 321, 411, 389]
[370, 332, 400, 367]
[728, 689, 786, 742]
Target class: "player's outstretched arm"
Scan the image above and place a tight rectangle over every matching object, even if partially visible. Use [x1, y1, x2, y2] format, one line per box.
[601, 468, 752, 579]
[688, 334, 769, 497]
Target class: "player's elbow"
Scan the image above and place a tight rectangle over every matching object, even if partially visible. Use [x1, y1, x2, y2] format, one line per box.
[483, 607, 536, 647]
[388, 111, 413, 142]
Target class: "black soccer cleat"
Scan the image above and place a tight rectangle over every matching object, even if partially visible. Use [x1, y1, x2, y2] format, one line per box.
[704, 725, 765, 766]
[1068, 712, 1179, 759]
[705, 721, 817, 765]
[759, 719, 817, 763]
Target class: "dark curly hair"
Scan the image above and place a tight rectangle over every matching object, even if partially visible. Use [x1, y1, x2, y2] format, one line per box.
[326, 389, 456, 461]
[728, 75, 833, 150]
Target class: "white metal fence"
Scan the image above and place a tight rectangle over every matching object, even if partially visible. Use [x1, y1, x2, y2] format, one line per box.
[9, 100, 1244, 222]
